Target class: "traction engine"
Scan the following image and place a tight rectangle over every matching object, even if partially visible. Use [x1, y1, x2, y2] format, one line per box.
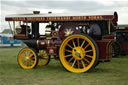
[5, 11, 118, 73]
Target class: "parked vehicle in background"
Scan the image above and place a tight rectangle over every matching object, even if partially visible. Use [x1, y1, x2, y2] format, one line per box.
[0, 33, 22, 47]
[112, 25, 128, 57]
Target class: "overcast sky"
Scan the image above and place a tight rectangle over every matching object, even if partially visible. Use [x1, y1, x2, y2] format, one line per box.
[0, 0, 128, 32]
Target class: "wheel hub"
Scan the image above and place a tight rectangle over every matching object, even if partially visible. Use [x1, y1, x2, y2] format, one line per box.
[26, 56, 30, 60]
[72, 47, 85, 60]
[75, 51, 80, 56]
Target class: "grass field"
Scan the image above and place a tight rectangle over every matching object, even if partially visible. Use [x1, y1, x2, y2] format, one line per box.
[0, 47, 128, 85]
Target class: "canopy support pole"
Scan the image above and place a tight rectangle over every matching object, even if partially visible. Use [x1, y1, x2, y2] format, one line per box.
[13, 21, 15, 35]
[108, 20, 111, 34]
[26, 22, 28, 36]
[8, 21, 14, 36]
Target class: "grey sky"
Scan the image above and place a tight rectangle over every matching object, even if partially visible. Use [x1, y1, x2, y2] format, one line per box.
[0, 0, 128, 32]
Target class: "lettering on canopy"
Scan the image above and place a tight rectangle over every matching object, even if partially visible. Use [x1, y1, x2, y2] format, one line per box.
[6, 15, 113, 21]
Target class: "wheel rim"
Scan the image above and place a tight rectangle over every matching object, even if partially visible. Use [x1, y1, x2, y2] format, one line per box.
[38, 50, 50, 66]
[59, 34, 97, 73]
[18, 48, 38, 69]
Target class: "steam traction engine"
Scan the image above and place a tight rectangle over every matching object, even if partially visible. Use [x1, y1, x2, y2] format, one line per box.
[112, 25, 128, 57]
[5, 11, 118, 73]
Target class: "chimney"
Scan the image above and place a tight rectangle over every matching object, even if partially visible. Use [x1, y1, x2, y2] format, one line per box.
[33, 11, 40, 14]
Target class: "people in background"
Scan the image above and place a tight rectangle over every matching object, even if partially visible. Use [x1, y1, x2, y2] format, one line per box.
[46, 21, 55, 30]
[89, 23, 101, 40]
[16, 25, 30, 34]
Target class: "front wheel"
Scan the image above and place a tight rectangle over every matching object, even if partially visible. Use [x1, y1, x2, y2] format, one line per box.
[59, 34, 99, 73]
[18, 48, 38, 69]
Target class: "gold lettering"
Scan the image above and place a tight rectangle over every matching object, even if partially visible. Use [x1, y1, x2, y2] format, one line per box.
[96, 16, 100, 20]
[94, 16, 96, 20]
[57, 17, 60, 20]
[99, 16, 103, 20]
[83, 16, 87, 20]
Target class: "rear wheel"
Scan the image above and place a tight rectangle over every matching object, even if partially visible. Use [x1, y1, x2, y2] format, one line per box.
[59, 34, 99, 73]
[38, 50, 50, 66]
[18, 48, 38, 69]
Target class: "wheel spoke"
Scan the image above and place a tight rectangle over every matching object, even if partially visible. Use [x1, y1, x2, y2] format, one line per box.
[22, 59, 26, 63]
[83, 57, 90, 64]
[28, 52, 32, 56]
[77, 38, 79, 47]
[21, 54, 25, 58]
[65, 54, 72, 57]
[30, 61, 33, 66]
[84, 44, 90, 50]
[29, 53, 34, 57]
[24, 51, 27, 56]
[65, 49, 72, 53]
[28, 61, 31, 66]
[81, 40, 85, 48]
[86, 55, 93, 58]
[85, 49, 93, 53]
[72, 40, 76, 47]
[30, 59, 34, 64]
[81, 60, 85, 68]
[68, 57, 74, 63]
[72, 59, 77, 67]
[31, 57, 35, 60]
[77, 60, 80, 68]
[67, 44, 73, 49]
[26, 51, 29, 56]
[26, 60, 30, 66]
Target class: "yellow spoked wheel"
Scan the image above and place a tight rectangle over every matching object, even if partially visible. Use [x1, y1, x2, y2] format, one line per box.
[59, 34, 99, 73]
[18, 48, 38, 69]
[38, 50, 50, 66]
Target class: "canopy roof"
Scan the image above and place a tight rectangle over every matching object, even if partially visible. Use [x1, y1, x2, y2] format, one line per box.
[5, 11, 118, 22]
[117, 25, 128, 29]
[118, 25, 128, 27]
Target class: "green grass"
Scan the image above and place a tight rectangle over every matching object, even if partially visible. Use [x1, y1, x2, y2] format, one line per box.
[0, 47, 128, 85]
